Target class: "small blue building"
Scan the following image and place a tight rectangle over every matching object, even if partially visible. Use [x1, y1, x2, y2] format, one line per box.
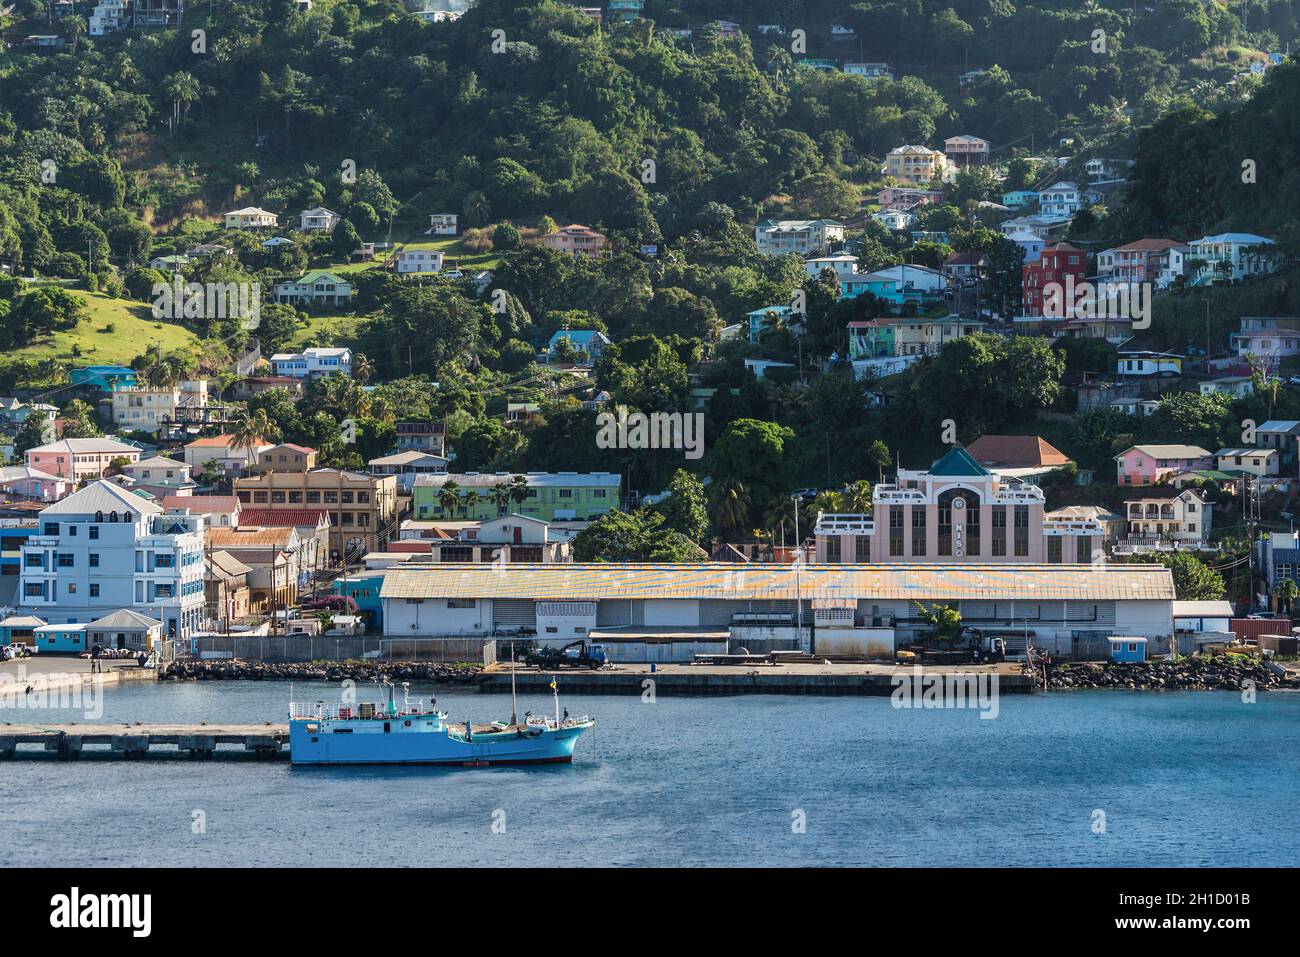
[1108, 636, 1148, 663]
[33, 623, 88, 654]
[332, 572, 385, 629]
[70, 366, 138, 391]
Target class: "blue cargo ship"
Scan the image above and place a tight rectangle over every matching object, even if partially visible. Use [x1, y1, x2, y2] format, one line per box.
[288, 678, 594, 766]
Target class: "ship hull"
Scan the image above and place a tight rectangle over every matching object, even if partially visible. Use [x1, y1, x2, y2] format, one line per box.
[288, 718, 592, 766]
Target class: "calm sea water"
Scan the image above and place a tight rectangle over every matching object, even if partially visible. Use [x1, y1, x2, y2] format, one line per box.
[2, 681, 1297, 867]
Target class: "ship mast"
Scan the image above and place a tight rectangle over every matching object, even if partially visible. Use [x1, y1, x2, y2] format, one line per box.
[510, 641, 518, 726]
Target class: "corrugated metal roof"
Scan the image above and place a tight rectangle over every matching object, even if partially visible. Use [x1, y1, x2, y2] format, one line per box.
[379, 563, 1175, 602]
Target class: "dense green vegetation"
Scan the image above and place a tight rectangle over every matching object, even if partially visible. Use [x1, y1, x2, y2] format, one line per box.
[0, 0, 1298, 543]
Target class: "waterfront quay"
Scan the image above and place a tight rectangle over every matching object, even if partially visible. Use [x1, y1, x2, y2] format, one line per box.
[478, 660, 1033, 696]
[0, 724, 288, 759]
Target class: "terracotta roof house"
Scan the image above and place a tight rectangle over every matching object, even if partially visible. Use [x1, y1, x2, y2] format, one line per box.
[966, 435, 1073, 469]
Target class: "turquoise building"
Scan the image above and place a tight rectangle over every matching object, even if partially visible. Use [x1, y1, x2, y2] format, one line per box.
[332, 572, 385, 629]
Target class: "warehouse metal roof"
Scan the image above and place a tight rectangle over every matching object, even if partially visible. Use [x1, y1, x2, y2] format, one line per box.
[379, 563, 1175, 602]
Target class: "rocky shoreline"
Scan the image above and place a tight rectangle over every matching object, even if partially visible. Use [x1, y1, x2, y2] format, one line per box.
[159, 659, 482, 684]
[1044, 658, 1297, 692]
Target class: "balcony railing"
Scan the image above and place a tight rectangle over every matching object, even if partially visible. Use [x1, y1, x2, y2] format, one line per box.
[814, 512, 874, 534]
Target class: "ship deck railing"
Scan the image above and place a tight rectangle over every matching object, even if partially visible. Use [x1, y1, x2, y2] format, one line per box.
[289, 702, 441, 721]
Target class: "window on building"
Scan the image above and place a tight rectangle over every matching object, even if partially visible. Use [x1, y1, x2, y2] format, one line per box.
[1076, 537, 1090, 564]
[992, 507, 1007, 556]
[855, 536, 871, 562]
[447, 599, 475, 609]
[253, 492, 268, 504]
[825, 536, 842, 562]
[56, 553, 74, 568]
[911, 507, 926, 556]
[43, 523, 58, 535]
[271, 492, 286, 504]
[89, 526, 99, 540]
[1047, 537, 1062, 563]
[89, 553, 99, 568]
[888, 507, 904, 557]
[1014, 505, 1029, 557]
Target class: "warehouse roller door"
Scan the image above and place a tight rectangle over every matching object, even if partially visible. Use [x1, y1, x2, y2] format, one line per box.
[492, 599, 536, 629]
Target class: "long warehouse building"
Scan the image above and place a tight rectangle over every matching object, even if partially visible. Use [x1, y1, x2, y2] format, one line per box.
[378, 563, 1177, 660]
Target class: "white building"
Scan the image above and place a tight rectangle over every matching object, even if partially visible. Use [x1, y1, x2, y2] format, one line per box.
[872, 209, 916, 231]
[269, 347, 352, 378]
[755, 219, 846, 256]
[299, 207, 342, 233]
[375, 562, 1176, 661]
[89, 0, 129, 35]
[428, 214, 458, 235]
[1037, 182, 1081, 220]
[18, 482, 206, 639]
[803, 255, 863, 283]
[1119, 488, 1212, 553]
[394, 249, 444, 276]
[223, 207, 278, 230]
[1187, 233, 1277, 283]
[843, 62, 894, 80]
[272, 270, 354, 307]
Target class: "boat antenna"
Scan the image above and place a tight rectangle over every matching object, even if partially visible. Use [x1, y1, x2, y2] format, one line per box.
[510, 641, 518, 726]
[552, 673, 560, 727]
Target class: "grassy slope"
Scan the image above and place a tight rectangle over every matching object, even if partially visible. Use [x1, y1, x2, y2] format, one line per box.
[5, 290, 200, 368]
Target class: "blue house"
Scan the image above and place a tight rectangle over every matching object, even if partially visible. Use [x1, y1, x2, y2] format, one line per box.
[70, 366, 138, 391]
[1002, 190, 1038, 208]
[547, 329, 612, 366]
[1108, 636, 1148, 663]
[332, 572, 385, 629]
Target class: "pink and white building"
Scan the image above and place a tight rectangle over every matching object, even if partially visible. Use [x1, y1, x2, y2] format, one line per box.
[25, 438, 141, 482]
[1114, 444, 1213, 486]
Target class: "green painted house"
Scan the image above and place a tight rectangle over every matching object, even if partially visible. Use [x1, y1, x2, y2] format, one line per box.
[412, 472, 622, 522]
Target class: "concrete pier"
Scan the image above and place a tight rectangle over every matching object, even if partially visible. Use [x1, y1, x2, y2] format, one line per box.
[476, 661, 1034, 696]
[0, 724, 289, 759]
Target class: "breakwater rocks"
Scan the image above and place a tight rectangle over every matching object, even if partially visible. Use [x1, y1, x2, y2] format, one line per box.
[1045, 658, 1297, 692]
[160, 660, 481, 684]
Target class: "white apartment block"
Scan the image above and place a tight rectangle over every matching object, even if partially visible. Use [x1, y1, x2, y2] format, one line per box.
[1037, 182, 1081, 220]
[18, 482, 206, 639]
[269, 347, 352, 378]
[111, 380, 208, 433]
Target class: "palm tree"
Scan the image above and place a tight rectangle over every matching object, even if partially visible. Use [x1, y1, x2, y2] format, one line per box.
[844, 479, 872, 514]
[711, 482, 752, 536]
[462, 489, 481, 517]
[351, 353, 374, 385]
[508, 474, 530, 509]
[60, 15, 85, 54]
[437, 480, 461, 516]
[462, 191, 492, 227]
[164, 71, 201, 135]
[1275, 578, 1298, 615]
[229, 408, 278, 462]
[491, 483, 511, 516]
